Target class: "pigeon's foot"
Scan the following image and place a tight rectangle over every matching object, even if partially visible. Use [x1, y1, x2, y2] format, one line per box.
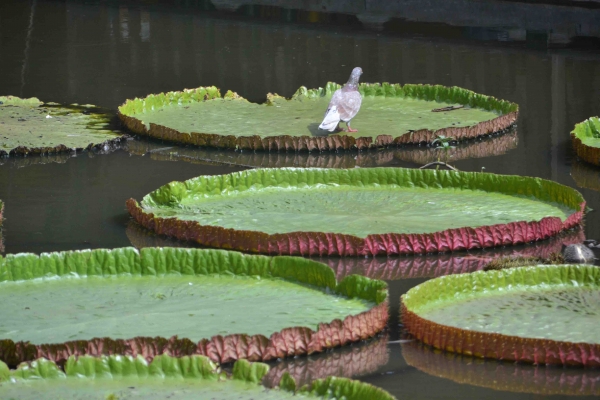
[345, 128, 359, 133]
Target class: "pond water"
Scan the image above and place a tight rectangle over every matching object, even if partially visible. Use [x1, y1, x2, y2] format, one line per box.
[1, 0, 600, 398]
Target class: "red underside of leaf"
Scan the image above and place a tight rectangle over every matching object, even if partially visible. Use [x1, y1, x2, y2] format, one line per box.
[126, 199, 585, 256]
[119, 112, 517, 151]
[0, 302, 388, 368]
[571, 133, 600, 167]
[324, 228, 585, 280]
[401, 304, 600, 367]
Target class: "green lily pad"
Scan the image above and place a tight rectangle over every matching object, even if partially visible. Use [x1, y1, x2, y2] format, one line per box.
[127, 167, 584, 256]
[0, 247, 388, 366]
[118, 83, 518, 151]
[0, 355, 396, 400]
[571, 116, 600, 167]
[0, 95, 124, 156]
[0, 198, 3, 227]
[402, 341, 600, 396]
[402, 264, 600, 366]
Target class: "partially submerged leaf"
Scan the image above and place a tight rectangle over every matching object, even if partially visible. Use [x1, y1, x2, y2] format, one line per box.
[0, 96, 124, 156]
[118, 83, 518, 151]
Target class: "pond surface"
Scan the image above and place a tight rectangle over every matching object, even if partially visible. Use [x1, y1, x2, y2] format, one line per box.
[1, 0, 600, 398]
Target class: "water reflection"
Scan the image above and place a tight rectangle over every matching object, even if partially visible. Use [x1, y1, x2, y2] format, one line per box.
[262, 334, 389, 388]
[221, 0, 600, 45]
[126, 220, 585, 280]
[401, 341, 600, 396]
[571, 160, 600, 192]
[121, 130, 516, 169]
[315, 228, 585, 280]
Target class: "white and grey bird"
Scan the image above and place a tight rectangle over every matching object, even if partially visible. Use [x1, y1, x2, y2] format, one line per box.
[319, 67, 363, 132]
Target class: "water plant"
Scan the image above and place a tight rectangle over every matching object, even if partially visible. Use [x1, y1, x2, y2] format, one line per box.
[401, 264, 600, 366]
[127, 167, 585, 256]
[118, 83, 518, 151]
[0, 354, 396, 399]
[0, 96, 124, 157]
[571, 116, 600, 166]
[0, 247, 387, 366]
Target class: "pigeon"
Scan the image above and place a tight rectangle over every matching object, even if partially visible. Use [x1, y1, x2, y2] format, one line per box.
[562, 243, 595, 264]
[319, 67, 363, 132]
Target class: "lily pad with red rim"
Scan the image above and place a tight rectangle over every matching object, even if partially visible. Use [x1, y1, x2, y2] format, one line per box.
[0, 354, 396, 400]
[401, 264, 600, 366]
[126, 167, 585, 256]
[0, 247, 388, 366]
[117, 83, 518, 151]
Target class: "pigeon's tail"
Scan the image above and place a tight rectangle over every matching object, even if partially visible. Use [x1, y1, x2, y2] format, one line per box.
[319, 106, 340, 132]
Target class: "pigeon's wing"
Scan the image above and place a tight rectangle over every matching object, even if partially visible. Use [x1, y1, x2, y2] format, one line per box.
[319, 89, 343, 131]
[319, 105, 340, 131]
[324, 89, 344, 116]
[338, 91, 362, 122]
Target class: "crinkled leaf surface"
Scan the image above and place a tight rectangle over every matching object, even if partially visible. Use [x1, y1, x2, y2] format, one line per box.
[0, 355, 396, 400]
[0, 96, 122, 153]
[119, 83, 516, 141]
[403, 265, 600, 343]
[0, 248, 374, 345]
[141, 168, 578, 238]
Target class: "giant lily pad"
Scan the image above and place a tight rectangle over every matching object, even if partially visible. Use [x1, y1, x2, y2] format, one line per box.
[401, 265, 600, 366]
[117, 83, 518, 151]
[127, 167, 585, 256]
[571, 116, 600, 167]
[0, 354, 395, 400]
[0, 247, 388, 366]
[402, 341, 600, 396]
[0, 96, 124, 156]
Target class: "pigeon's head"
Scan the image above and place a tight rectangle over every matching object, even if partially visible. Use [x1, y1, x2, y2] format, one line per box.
[347, 67, 363, 85]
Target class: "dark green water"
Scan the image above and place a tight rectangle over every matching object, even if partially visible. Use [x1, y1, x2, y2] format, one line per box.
[1, 0, 600, 398]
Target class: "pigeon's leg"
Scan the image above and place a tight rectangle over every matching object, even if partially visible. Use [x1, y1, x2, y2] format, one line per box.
[345, 121, 358, 133]
[333, 122, 344, 133]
